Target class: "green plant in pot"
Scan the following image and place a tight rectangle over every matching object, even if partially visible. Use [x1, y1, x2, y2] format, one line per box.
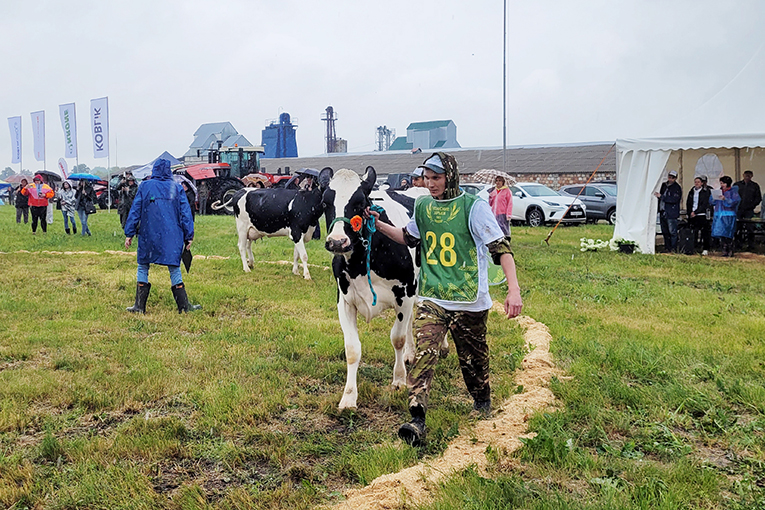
[610, 237, 639, 254]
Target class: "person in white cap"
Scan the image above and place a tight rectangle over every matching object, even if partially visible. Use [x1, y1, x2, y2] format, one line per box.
[369, 152, 523, 446]
[654, 170, 682, 252]
[411, 167, 425, 188]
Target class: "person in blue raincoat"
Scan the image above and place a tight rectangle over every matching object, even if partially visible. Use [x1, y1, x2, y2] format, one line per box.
[711, 175, 741, 257]
[123, 159, 201, 313]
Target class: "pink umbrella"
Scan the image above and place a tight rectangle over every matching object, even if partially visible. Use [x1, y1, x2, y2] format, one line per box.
[5, 174, 33, 184]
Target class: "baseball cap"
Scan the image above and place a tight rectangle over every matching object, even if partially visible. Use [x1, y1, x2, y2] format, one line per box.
[411, 167, 423, 178]
[668, 170, 678, 177]
[418, 155, 445, 174]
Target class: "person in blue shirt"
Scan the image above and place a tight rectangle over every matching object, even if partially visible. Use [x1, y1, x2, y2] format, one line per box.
[123, 159, 201, 313]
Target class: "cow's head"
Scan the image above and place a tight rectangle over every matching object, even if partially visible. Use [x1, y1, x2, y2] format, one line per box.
[324, 166, 376, 255]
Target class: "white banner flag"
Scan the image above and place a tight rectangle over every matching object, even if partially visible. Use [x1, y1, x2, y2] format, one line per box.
[90, 97, 109, 159]
[58, 158, 69, 179]
[31, 110, 45, 162]
[8, 116, 21, 164]
[59, 103, 78, 159]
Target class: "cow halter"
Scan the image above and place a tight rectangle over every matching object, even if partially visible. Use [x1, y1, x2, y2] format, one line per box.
[329, 204, 385, 306]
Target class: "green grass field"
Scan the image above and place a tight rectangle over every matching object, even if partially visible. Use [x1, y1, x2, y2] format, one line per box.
[1, 205, 764, 509]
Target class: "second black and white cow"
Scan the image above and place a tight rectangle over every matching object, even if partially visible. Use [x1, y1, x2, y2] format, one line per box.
[224, 169, 333, 278]
[324, 167, 429, 409]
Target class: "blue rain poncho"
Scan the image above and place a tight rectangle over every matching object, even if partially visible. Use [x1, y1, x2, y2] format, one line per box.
[124, 159, 194, 266]
[711, 186, 741, 239]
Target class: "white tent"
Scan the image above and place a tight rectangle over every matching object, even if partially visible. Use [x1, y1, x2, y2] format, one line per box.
[612, 44, 765, 253]
[613, 135, 765, 254]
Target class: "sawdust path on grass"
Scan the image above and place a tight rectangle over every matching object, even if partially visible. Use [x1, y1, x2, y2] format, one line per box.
[331, 306, 562, 510]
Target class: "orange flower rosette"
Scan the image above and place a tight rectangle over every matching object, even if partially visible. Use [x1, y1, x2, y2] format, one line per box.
[350, 215, 363, 232]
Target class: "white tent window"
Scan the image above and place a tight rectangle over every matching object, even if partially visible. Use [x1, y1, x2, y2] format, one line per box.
[694, 153, 724, 188]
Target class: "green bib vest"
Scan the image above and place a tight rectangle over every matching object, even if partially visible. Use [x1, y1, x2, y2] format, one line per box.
[415, 193, 481, 303]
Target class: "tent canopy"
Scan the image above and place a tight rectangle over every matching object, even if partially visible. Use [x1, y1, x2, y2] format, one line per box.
[613, 44, 765, 254]
[132, 151, 181, 179]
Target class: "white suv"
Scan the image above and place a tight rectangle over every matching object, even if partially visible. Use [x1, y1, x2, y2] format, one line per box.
[510, 183, 586, 227]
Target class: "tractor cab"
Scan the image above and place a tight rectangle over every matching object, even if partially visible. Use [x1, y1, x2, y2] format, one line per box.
[209, 145, 264, 179]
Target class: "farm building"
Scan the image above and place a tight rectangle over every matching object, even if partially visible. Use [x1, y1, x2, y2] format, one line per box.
[261, 142, 617, 189]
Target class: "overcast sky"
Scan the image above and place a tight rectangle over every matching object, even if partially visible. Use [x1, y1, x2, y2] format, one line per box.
[2, 0, 763, 172]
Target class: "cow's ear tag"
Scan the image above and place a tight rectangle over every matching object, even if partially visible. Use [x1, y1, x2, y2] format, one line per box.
[350, 215, 363, 232]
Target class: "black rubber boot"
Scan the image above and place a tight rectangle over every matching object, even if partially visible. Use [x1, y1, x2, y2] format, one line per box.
[65, 228, 71, 235]
[72, 223, 77, 234]
[126, 282, 151, 313]
[398, 405, 426, 446]
[171, 283, 201, 313]
[473, 398, 492, 418]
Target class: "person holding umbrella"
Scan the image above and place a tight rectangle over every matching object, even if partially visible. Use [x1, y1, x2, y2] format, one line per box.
[75, 179, 97, 236]
[15, 179, 29, 224]
[56, 180, 77, 234]
[20, 174, 54, 234]
[124, 158, 200, 314]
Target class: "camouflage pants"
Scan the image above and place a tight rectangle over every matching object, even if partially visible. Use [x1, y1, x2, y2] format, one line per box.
[407, 300, 490, 412]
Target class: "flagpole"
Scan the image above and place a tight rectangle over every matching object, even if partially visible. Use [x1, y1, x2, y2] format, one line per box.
[107, 97, 111, 213]
[74, 104, 80, 170]
[502, 0, 507, 175]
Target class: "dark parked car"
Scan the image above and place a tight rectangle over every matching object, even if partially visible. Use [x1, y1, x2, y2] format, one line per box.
[559, 183, 618, 224]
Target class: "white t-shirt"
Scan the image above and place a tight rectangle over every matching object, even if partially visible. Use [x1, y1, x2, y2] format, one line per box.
[406, 196, 504, 312]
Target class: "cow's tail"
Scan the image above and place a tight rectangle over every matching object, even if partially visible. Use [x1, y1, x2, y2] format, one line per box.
[210, 196, 234, 211]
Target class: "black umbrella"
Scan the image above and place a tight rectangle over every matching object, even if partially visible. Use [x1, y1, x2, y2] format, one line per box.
[181, 247, 193, 273]
[35, 169, 63, 181]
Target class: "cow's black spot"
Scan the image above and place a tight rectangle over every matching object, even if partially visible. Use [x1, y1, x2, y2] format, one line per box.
[397, 313, 404, 322]
[392, 285, 406, 307]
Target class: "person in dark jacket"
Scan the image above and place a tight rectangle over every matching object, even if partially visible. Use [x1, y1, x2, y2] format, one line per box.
[734, 170, 761, 251]
[15, 180, 29, 224]
[118, 174, 138, 229]
[182, 181, 196, 220]
[75, 180, 97, 236]
[654, 170, 682, 253]
[123, 159, 200, 314]
[686, 176, 712, 255]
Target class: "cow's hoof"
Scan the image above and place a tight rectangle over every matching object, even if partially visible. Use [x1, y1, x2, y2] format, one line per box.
[303, 274, 312, 280]
[391, 380, 407, 391]
[338, 396, 358, 410]
[243, 267, 251, 273]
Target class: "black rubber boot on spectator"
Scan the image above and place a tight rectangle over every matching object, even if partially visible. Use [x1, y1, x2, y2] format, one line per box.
[171, 283, 201, 313]
[65, 228, 71, 235]
[398, 405, 426, 446]
[126, 282, 150, 313]
[72, 224, 77, 234]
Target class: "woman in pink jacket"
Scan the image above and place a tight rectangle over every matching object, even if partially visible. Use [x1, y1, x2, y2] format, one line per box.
[488, 176, 513, 235]
[20, 174, 55, 234]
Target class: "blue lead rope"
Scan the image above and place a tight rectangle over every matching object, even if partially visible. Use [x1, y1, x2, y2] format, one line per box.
[329, 204, 386, 306]
[364, 204, 385, 306]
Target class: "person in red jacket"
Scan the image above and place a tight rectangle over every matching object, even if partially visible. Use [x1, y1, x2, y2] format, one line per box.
[20, 174, 55, 234]
[488, 176, 513, 235]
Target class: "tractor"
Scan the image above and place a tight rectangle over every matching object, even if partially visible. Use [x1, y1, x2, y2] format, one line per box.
[175, 145, 292, 214]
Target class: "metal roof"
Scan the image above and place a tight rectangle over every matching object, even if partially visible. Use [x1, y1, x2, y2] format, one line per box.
[260, 143, 616, 177]
[407, 120, 453, 130]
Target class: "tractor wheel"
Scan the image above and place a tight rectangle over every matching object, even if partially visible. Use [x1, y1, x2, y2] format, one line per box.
[526, 208, 544, 227]
[214, 180, 244, 215]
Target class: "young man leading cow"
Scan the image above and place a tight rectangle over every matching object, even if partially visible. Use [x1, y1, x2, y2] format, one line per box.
[369, 152, 523, 446]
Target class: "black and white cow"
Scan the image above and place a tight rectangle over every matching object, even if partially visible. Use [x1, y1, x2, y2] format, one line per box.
[324, 167, 429, 409]
[223, 169, 333, 278]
